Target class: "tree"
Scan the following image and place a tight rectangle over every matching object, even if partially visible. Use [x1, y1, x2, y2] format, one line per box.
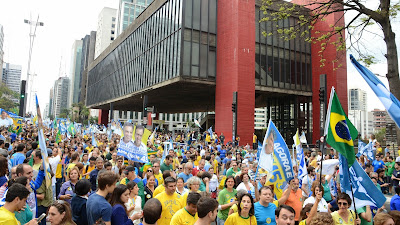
[374, 127, 386, 145]
[59, 108, 70, 118]
[260, 0, 400, 143]
[0, 83, 19, 111]
[71, 102, 90, 123]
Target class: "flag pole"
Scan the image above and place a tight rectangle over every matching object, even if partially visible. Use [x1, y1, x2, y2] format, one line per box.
[319, 136, 326, 187]
[348, 166, 359, 219]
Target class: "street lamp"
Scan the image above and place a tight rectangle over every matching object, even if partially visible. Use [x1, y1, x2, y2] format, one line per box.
[24, 15, 44, 115]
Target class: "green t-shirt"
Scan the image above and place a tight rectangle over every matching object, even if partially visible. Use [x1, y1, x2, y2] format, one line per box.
[386, 161, 395, 176]
[37, 178, 53, 207]
[357, 206, 373, 225]
[217, 188, 237, 221]
[160, 162, 173, 172]
[226, 168, 241, 177]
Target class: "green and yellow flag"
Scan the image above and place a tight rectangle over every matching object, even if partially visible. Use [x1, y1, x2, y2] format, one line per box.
[325, 87, 358, 166]
[55, 130, 62, 144]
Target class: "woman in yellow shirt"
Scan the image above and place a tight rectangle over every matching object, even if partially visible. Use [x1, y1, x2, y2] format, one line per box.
[330, 193, 361, 225]
[225, 193, 257, 225]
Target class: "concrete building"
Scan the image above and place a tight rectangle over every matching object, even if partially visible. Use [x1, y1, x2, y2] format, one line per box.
[52, 77, 70, 118]
[48, 87, 54, 118]
[69, 40, 83, 108]
[0, 25, 4, 81]
[87, 0, 347, 145]
[2, 63, 22, 103]
[371, 109, 388, 132]
[348, 88, 368, 139]
[254, 108, 268, 130]
[95, 7, 117, 59]
[116, 0, 153, 36]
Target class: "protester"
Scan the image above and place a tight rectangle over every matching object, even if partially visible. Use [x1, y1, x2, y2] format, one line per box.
[330, 193, 360, 225]
[217, 176, 237, 225]
[225, 192, 257, 225]
[170, 192, 201, 225]
[194, 196, 219, 225]
[309, 212, 334, 225]
[47, 200, 77, 225]
[126, 181, 143, 225]
[141, 198, 162, 225]
[303, 181, 329, 212]
[143, 174, 155, 203]
[374, 213, 395, 225]
[58, 166, 79, 204]
[154, 176, 184, 225]
[110, 184, 142, 225]
[275, 205, 296, 225]
[71, 179, 91, 225]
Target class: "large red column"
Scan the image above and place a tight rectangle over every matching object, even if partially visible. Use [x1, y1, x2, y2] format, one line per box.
[98, 109, 109, 125]
[215, 0, 256, 146]
[291, 0, 348, 144]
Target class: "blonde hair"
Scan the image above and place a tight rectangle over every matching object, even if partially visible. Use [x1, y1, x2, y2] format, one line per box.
[374, 213, 394, 225]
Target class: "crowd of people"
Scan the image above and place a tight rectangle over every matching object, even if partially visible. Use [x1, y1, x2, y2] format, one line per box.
[0, 118, 398, 225]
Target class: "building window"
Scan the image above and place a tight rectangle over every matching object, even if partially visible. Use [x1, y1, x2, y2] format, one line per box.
[111, 37, 114, 41]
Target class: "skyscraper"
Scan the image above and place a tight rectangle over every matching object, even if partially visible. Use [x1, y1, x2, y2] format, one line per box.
[0, 24, 4, 81]
[95, 7, 117, 58]
[69, 40, 83, 108]
[2, 63, 22, 103]
[52, 77, 70, 118]
[348, 88, 368, 138]
[116, 0, 153, 36]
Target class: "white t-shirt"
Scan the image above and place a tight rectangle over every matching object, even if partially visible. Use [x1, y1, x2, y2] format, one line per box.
[49, 155, 61, 185]
[301, 175, 313, 197]
[125, 196, 142, 225]
[303, 196, 329, 212]
[0, 117, 13, 127]
[236, 182, 256, 199]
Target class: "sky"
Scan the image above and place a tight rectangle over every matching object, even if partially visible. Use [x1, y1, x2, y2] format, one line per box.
[0, 0, 399, 114]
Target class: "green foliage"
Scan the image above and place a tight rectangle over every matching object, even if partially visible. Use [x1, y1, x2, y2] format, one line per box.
[71, 102, 90, 123]
[0, 83, 19, 111]
[374, 127, 386, 145]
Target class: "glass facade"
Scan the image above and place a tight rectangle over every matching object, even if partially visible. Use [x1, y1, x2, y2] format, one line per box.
[182, 0, 217, 78]
[255, 6, 312, 91]
[87, 0, 183, 106]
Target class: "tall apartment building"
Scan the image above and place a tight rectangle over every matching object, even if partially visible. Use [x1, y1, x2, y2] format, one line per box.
[254, 107, 268, 130]
[69, 40, 83, 108]
[116, 0, 153, 36]
[371, 109, 388, 132]
[48, 87, 54, 118]
[0, 25, 4, 81]
[2, 63, 22, 103]
[52, 77, 70, 118]
[348, 88, 368, 138]
[95, 7, 117, 58]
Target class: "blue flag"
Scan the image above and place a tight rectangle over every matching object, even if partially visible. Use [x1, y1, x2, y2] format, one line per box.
[92, 134, 98, 147]
[208, 126, 213, 137]
[350, 55, 400, 128]
[357, 140, 374, 161]
[339, 154, 386, 209]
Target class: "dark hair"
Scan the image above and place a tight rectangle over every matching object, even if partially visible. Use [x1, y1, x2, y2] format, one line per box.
[143, 198, 162, 224]
[89, 156, 97, 161]
[71, 152, 79, 161]
[300, 203, 313, 220]
[164, 176, 176, 186]
[31, 142, 38, 150]
[97, 171, 118, 190]
[307, 166, 315, 174]
[388, 211, 400, 225]
[110, 184, 129, 214]
[5, 183, 30, 202]
[275, 205, 296, 217]
[34, 149, 42, 159]
[224, 176, 236, 188]
[135, 124, 144, 132]
[162, 170, 171, 180]
[14, 176, 28, 186]
[165, 155, 172, 160]
[187, 192, 201, 206]
[376, 168, 385, 175]
[239, 172, 250, 182]
[337, 193, 352, 205]
[16, 164, 28, 177]
[104, 161, 112, 168]
[311, 181, 324, 197]
[127, 181, 137, 190]
[0, 156, 7, 177]
[74, 179, 91, 196]
[49, 201, 76, 225]
[395, 186, 400, 195]
[201, 172, 212, 180]
[197, 197, 218, 218]
[237, 193, 255, 216]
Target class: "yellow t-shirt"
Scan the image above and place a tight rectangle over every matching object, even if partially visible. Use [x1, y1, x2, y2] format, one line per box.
[331, 210, 356, 225]
[32, 163, 41, 171]
[66, 163, 76, 175]
[230, 203, 238, 214]
[225, 212, 257, 225]
[253, 135, 257, 143]
[153, 184, 165, 197]
[0, 207, 20, 225]
[155, 192, 184, 225]
[154, 173, 164, 185]
[84, 165, 96, 179]
[173, 158, 180, 170]
[170, 207, 198, 225]
[85, 146, 94, 153]
[56, 163, 63, 179]
[299, 219, 306, 225]
[213, 159, 219, 173]
[194, 156, 201, 167]
[181, 191, 201, 206]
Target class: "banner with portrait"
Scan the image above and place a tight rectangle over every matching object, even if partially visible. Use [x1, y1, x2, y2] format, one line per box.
[117, 123, 150, 163]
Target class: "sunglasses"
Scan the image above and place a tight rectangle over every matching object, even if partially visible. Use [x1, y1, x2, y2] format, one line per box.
[338, 202, 348, 206]
[147, 170, 153, 172]
[179, 167, 183, 169]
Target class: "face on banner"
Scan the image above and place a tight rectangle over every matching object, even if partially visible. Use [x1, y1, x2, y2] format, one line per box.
[122, 123, 134, 144]
[264, 131, 275, 155]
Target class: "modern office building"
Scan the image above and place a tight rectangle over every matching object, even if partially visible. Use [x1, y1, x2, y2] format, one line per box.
[116, 0, 153, 36]
[48, 87, 54, 118]
[69, 40, 83, 107]
[52, 77, 70, 118]
[80, 32, 96, 103]
[2, 63, 22, 103]
[0, 25, 4, 81]
[95, 7, 117, 59]
[348, 88, 368, 139]
[371, 109, 388, 132]
[86, 0, 347, 145]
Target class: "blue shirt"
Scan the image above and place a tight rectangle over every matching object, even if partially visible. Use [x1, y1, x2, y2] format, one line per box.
[254, 202, 277, 225]
[391, 195, 400, 211]
[87, 193, 112, 225]
[11, 152, 25, 167]
[219, 149, 227, 160]
[178, 172, 193, 183]
[372, 160, 385, 172]
[222, 157, 231, 165]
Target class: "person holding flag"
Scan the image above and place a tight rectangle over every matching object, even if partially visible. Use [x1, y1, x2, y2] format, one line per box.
[325, 87, 386, 215]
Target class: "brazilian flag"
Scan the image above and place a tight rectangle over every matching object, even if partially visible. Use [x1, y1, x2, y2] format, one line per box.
[55, 130, 62, 144]
[326, 89, 358, 166]
[67, 123, 76, 137]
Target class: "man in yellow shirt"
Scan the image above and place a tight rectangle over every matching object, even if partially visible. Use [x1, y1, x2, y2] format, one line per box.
[170, 192, 201, 225]
[154, 177, 184, 225]
[194, 197, 219, 225]
[153, 170, 172, 197]
[0, 183, 37, 225]
[153, 161, 164, 185]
